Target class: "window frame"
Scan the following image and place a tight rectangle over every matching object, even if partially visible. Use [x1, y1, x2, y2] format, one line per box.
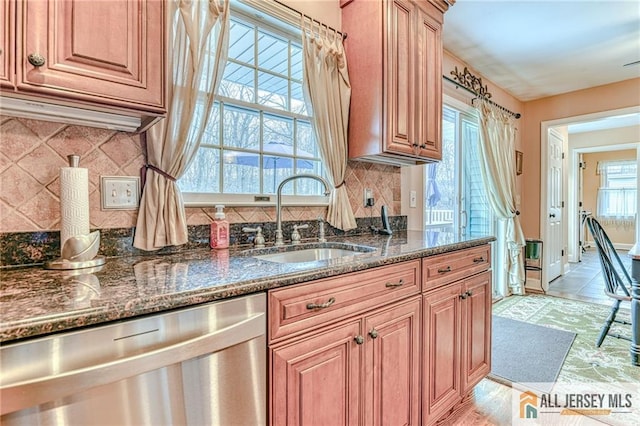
[597, 160, 637, 218]
[181, 1, 329, 208]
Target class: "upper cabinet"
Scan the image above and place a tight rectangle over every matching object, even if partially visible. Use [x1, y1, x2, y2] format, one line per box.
[341, 0, 452, 165]
[1, 0, 166, 131]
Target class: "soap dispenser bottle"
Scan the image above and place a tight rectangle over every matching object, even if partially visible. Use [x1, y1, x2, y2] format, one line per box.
[210, 205, 229, 249]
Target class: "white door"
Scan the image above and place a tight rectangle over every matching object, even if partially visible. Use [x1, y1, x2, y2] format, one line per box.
[547, 128, 564, 281]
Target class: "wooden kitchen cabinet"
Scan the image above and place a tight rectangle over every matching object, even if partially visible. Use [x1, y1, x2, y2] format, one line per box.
[341, 0, 450, 164]
[2, 0, 165, 119]
[1, 0, 14, 89]
[269, 260, 421, 426]
[422, 269, 492, 425]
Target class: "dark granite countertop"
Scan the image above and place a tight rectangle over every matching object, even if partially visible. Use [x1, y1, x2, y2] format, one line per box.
[0, 231, 494, 343]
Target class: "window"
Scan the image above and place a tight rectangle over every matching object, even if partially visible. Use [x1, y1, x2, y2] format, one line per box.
[179, 5, 326, 205]
[597, 160, 637, 219]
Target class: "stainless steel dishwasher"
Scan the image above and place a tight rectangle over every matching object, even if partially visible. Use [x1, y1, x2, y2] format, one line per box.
[0, 292, 266, 426]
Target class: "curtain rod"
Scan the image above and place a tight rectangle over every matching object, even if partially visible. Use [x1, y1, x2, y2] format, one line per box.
[273, 0, 347, 40]
[443, 75, 521, 119]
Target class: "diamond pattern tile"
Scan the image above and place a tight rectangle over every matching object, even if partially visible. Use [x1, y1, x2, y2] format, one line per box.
[0, 117, 402, 234]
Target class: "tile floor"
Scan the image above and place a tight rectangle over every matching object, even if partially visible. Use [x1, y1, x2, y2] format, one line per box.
[546, 247, 632, 306]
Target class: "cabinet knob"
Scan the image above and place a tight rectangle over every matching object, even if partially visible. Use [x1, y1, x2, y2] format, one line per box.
[420, 144, 426, 149]
[306, 297, 336, 310]
[466, 290, 473, 297]
[459, 293, 467, 300]
[28, 53, 46, 67]
[354, 335, 365, 345]
[369, 329, 379, 339]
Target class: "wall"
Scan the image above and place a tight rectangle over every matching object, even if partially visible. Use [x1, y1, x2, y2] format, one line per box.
[521, 78, 640, 238]
[582, 149, 637, 246]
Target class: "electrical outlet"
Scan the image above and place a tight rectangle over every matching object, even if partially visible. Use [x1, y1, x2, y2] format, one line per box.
[363, 188, 373, 207]
[410, 190, 417, 208]
[101, 176, 140, 210]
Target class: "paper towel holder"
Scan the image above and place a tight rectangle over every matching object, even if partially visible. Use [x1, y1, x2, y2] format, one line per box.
[44, 154, 106, 270]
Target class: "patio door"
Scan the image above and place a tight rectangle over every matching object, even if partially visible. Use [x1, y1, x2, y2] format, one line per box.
[434, 105, 493, 234]
[432, 103, 496, 290]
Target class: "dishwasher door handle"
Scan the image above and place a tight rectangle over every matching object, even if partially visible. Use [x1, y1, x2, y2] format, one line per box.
[0, 311, 265, 416]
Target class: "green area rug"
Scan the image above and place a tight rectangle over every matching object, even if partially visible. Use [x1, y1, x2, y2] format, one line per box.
[492, 294, 638, 384]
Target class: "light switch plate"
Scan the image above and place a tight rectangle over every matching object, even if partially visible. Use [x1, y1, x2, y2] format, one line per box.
[101, 176, 140, 210]
[410, 190, 417, 208]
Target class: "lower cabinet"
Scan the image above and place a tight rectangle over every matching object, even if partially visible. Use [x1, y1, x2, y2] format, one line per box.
[270, 296, 421, 426]
[268, 245, 492, 425]
[422, 270, 492, 425]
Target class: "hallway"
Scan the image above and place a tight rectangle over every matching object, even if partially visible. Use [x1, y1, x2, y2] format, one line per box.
[546, 247, 631, 306]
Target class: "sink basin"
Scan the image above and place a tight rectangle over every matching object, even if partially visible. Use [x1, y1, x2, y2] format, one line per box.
[247, 243, 375, 264]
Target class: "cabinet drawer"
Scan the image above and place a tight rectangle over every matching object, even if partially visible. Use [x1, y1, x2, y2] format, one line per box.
[422, 245, 490, 291]
[269, 260, 421, 343]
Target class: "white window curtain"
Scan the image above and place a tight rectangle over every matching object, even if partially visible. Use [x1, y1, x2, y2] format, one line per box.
[301, 22, 357, 231]
[134, 0, 230, 251]
[475, 100, 525, 296]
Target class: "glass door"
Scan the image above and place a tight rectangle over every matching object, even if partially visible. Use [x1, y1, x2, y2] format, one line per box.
[428, 103, 496, 292]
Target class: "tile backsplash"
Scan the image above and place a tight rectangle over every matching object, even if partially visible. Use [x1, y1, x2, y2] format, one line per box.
[0, 116, 401, 234]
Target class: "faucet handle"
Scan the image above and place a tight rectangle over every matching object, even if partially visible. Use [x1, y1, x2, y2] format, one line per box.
[291, 224, 309, 245]
[242, 226, 266, 248]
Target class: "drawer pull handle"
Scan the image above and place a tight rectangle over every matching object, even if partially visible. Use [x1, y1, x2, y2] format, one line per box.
[28, 53, 46, 67]
[306, 297, 336, 310]
[437, 266, 452, 274]
[354, 335, 365, 345]
[385, 279, 405, 288]
[369, 329, 379, 339]
[473, 257, 485, 263]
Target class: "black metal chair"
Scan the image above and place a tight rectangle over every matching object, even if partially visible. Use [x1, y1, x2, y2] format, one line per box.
[585, 216, 632, 347]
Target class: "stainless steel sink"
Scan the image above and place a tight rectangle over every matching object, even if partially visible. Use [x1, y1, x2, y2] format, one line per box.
[247, 243, 375, 264]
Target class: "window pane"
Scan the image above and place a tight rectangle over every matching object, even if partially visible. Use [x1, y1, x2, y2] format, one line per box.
[258, 31, 288, 76]
[200, 102, 220, 146]
[291, 45, 303, 80]
[297, 163, 325, 195]
[228, 20, 254, 64]
[220, 62, 255, 102]
[258, 71, 288, 110]
[264, 162, 294, 194]
[297, 121, 317, 157]
[223, 150, 260, 193]
[291, 81, 307, 115]
[223, 105, 260, 150]
[179, 148, 220, 193]
[264, 115, 293, 147]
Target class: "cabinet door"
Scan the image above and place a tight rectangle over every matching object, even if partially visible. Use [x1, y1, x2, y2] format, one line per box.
[18, 0, 164, 112]
[364, 297, 421, 426]
[422, 283, 462, 425]
[385, 0, 416, 156]
[415, 5, 442, 160]
[461, 271, 492, 393]
[271, 320, 362, 426]
[0, 0, 13, 88]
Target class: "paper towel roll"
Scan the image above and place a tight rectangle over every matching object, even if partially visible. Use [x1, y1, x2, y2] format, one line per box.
[60, 166, 90, 256]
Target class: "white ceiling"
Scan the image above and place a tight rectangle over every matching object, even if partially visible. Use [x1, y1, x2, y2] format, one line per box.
[442, 0, 640, 102]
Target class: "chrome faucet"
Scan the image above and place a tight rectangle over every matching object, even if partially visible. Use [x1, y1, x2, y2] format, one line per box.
[275, 174, 331, 246]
